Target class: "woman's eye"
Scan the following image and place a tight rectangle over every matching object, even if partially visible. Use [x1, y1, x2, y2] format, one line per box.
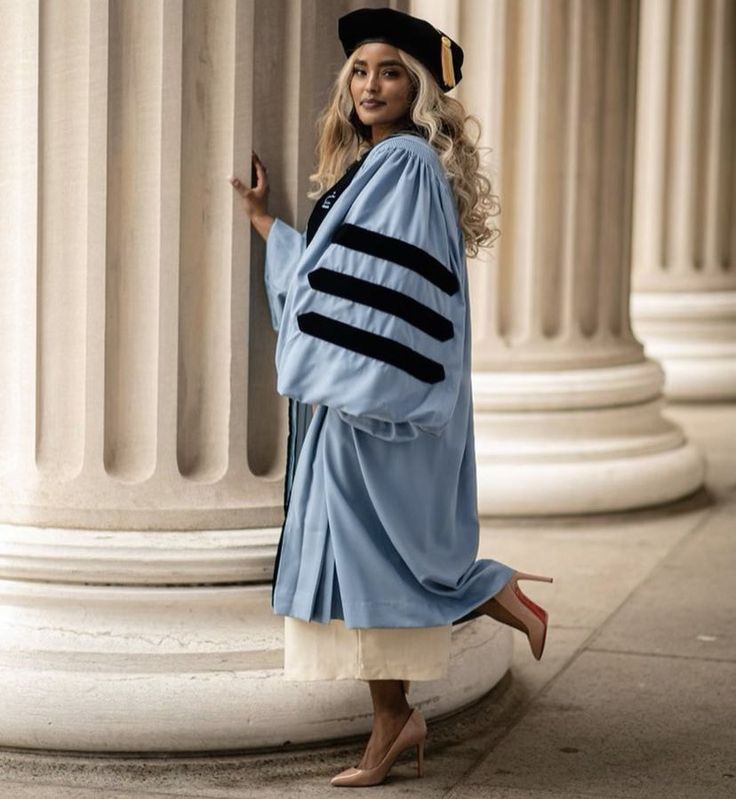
[352, 68, 399, 78]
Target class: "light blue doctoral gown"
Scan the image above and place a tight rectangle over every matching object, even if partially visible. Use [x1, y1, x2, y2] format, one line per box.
[263, 133, 514, 629]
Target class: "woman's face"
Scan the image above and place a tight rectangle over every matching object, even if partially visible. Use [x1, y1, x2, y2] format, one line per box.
[349, 42, 414, 138]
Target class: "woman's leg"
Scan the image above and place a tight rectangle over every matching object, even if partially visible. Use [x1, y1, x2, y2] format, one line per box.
[357, 679, 412, 770]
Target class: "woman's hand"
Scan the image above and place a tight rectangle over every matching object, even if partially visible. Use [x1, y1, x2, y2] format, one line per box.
[229, 151, 273, 240]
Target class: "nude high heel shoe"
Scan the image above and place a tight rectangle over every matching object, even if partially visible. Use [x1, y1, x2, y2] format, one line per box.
[489, 571, 553, 660]
[330, 707, 427, 787]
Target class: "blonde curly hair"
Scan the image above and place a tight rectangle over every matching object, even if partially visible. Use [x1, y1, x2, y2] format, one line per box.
[308, 46, 500, 258]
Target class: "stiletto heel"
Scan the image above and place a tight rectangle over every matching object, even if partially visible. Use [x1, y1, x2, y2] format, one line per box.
[416, 739, 424, 777]
[486, 570, 553, 661]
[515, 571, 554, 583]
[330, 707, 427, 787]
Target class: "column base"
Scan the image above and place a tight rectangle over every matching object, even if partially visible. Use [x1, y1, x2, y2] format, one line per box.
[473, 359, 705, 515]
[0, 525, 511, 752]
[631, 290, 736, 401]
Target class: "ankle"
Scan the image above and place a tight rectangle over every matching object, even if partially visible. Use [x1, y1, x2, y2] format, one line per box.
[373, 704, 411, 726]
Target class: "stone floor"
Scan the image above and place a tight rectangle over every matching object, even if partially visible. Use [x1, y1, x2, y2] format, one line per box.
[1, 403, 734, 798]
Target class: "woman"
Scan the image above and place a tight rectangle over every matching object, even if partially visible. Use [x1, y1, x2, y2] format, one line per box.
[230, 7, 553, 788]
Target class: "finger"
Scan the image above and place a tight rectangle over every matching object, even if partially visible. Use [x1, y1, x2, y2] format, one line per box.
[253, 152, 268, 175]
[254, 160, 268, 187]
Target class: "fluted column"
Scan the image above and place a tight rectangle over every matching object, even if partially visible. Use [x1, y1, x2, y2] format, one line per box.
[0, 0, 510, 752]
[631, 0, 736, 400]
[0, 0, 282, 752]
[421, 0, 704, 514]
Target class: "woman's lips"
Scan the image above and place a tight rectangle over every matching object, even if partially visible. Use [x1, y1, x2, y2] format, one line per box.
[361, 101, 385, 108]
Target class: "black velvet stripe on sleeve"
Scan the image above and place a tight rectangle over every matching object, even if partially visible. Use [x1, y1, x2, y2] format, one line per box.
[332, 223, 459, 296]
[297, 311, 445, 384]
[307, 267, 454, 342]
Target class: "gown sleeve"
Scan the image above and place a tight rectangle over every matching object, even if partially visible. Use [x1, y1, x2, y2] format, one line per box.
[275, 144, 466, 441]
[264, 217, 307, 332]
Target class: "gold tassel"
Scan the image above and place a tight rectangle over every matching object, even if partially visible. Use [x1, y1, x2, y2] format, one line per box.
[440, 35, 455, 88]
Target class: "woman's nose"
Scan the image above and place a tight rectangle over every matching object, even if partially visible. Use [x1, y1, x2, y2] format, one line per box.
[365, 71, 379, 90]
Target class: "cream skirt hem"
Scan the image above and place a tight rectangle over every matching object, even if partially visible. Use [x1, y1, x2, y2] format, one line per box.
[283, 616, 451, 682]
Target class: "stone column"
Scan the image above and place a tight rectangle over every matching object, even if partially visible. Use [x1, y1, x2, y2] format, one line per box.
[631, 0, 736, 401]
[423, 0, 704, 514]
[0, 0, 509, 752]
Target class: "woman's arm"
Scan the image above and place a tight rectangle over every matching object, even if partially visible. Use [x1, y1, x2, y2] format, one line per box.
[274, 142, 466, 441]
[230, 152, 305, 331]
[251, 212, 274, 241]
[264, 219, 307, 331]
[229, 151, 271, 239]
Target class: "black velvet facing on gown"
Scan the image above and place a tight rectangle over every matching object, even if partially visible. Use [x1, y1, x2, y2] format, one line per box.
[332, 222, 459, 296]
[297, 311, 446, 384]
[307, 267, 454, 342]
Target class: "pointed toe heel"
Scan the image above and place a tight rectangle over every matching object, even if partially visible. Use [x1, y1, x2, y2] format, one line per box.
[329, 707, 427, 787]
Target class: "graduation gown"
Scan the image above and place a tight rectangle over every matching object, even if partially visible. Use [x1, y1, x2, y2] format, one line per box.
[264, 132, 514, 629]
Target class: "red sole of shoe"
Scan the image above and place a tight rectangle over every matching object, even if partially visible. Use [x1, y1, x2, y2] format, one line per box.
[537, 609, 549, 659]
[513, 584, 549, 659]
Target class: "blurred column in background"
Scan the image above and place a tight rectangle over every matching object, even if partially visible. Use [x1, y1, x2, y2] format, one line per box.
[631, 0, 736, 401]
[414, 0, 704, 514]
[0, 0, 510, 753]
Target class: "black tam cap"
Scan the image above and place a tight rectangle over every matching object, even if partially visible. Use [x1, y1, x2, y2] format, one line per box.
[338, 7, 463, 92]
